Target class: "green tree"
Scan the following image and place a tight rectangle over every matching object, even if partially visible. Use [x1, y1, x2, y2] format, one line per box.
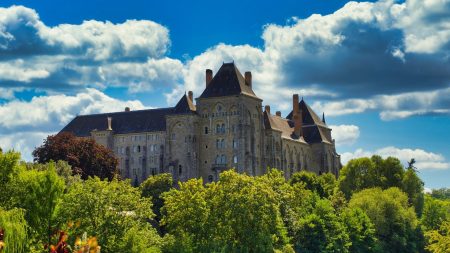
[33, 132, 118, 180]
[425, 221, 450, 253]
[290, 171, 336, 198]
[340, 207, 378, 253]
[55, 177, 161, 252]
[140, 173, 173, 230]
[291, 199, 350, 253]
[421, 195, 450, 231]
[402, 167, 424, 216]
[431, 188, 450, 200]
[8, 163, 65, 249]
[349, 187, 421, 253]
[162, 170, 289, 252]
[0, 151, 24, 207]
[0, 208, 28, 253]
[338, 157, 376, 199]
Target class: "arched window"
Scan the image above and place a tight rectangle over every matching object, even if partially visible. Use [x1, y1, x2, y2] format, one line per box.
[233, 155, 238, 164]
[215, 155, 220, 164]
[137, 145, 141, 152]
[153, 144, 158, 152]
[221, 155, 226, 164]
[204, 126, 208, 134]
[221, 124, 226, 133]
[208, 175, 214, 183]
[216, 139, 220, 148]
[216, 124, 221, 133]
[221, 139, 225, 148]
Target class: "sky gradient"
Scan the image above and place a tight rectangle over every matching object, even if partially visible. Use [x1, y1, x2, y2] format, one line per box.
[0, 0, 449, 188]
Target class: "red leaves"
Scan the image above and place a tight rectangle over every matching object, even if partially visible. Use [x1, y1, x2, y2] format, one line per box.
[33, 132, 118, 180]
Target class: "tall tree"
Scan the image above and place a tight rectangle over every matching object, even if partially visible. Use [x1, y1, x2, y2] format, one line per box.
[349, 187, 421, 253]
[33, 132, 118, 180]
[55, 177, 161, 252]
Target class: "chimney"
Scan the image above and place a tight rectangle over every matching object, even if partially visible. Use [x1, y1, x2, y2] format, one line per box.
[206, 69, 213, 87]
[264, 105, 271, 114]
[276, 111, 281, 117]
[245, 71, 252, 88]
[188, 91, 193, 102]
[107, 117, 112, 131]
[125, 107, 130, 112]
[293, 94, 302, 137]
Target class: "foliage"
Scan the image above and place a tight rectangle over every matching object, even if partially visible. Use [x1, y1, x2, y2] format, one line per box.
[291, 199, 350, 253]
[55, 177, 161, 252]
[421, 195, 450, 231]
[162, 170, 288, 252]
[349, 187, 421, 253]
[33, 132, 118, 180]
[431, 188, 450, 200]
[425, 221, 450, 253]
[8, 163, 65, 249]
[290, 171, 336, 198]
[402, 167, 425, 216]
[0, 151, 24, 207]
[140, 173, 173, 228]
[340, 207, 378, 253]
[0, 208, 28, 253]
[338, 156, 424, 216]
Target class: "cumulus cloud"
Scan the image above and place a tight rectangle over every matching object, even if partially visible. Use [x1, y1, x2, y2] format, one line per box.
[329, 124, 360, 146]
[0, 88, 145, 134]
[341, 146, 450, 170]
[0, 5, 183, 93]
[311, 87, 450, 120]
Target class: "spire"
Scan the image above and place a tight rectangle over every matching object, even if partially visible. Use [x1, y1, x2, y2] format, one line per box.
[322, 112, 326, 124]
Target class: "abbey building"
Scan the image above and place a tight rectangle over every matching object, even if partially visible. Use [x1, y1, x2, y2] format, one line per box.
[61, 62, 341, 185]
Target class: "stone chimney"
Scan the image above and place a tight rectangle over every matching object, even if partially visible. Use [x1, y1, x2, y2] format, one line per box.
[245, 71, 252, 88]
[125, 107, 130, 112]
[188, 91, 193, 102]
[276, 111, 281, 117]
[293, 94, 302, 137]
[264, 105, 271, 114]
[107, 117, 112, 131]
[206, 69, 213, 87]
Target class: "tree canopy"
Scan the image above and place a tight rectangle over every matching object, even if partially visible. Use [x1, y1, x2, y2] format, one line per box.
[33, 132, 118, 180]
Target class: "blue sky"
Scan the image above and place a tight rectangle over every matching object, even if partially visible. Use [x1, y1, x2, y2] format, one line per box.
[0, 0, 449, 188]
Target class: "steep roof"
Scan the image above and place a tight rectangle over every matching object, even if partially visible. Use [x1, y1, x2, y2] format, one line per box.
[199, 62, 258, 99]
[263, 112, 307, 143]
[286, 99, 327, 127]
[173, 94, 196, 114]
[60, 95, 196, 137]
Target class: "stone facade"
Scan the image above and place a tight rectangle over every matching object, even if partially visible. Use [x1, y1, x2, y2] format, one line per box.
[61, 62, 341, 184]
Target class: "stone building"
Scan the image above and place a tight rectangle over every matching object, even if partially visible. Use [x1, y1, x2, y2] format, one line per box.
[61, 62, 341, 184]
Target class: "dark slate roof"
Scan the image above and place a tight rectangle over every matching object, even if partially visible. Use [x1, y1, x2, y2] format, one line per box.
[173, 94, 196, 114]
[286, 99, 327, 127]
[60, 95, 196, 137]
[199, 62, 258, 99]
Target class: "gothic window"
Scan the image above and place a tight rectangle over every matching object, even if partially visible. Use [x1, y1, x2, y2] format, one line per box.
[208, 175, 214, 183]
[215, 155, 221, 164]
[171, 133, 176, 140]
[233, 139, 239, 149]
[221, 139, 225, 148]
[137, 146, 141, 152]
[179, 165, 182, 175]
[150, 145, 154, 152]
[216, 139, 220, 149]
[154, 144, 158, 152]
[221, 155, 226, 164]
[233, 155, 238, 164]
[221, 124, 226, 133]
[204, 126, 209, 134]
[216, 124, 220, 133]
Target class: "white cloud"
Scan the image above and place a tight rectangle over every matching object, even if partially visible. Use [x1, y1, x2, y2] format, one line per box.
[341, 146, 450, 170]
[329, 124, 360, 146]
[0, 5, 182, 93]
[0, 88, 145, 131]
[0, 131, 50, 161]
